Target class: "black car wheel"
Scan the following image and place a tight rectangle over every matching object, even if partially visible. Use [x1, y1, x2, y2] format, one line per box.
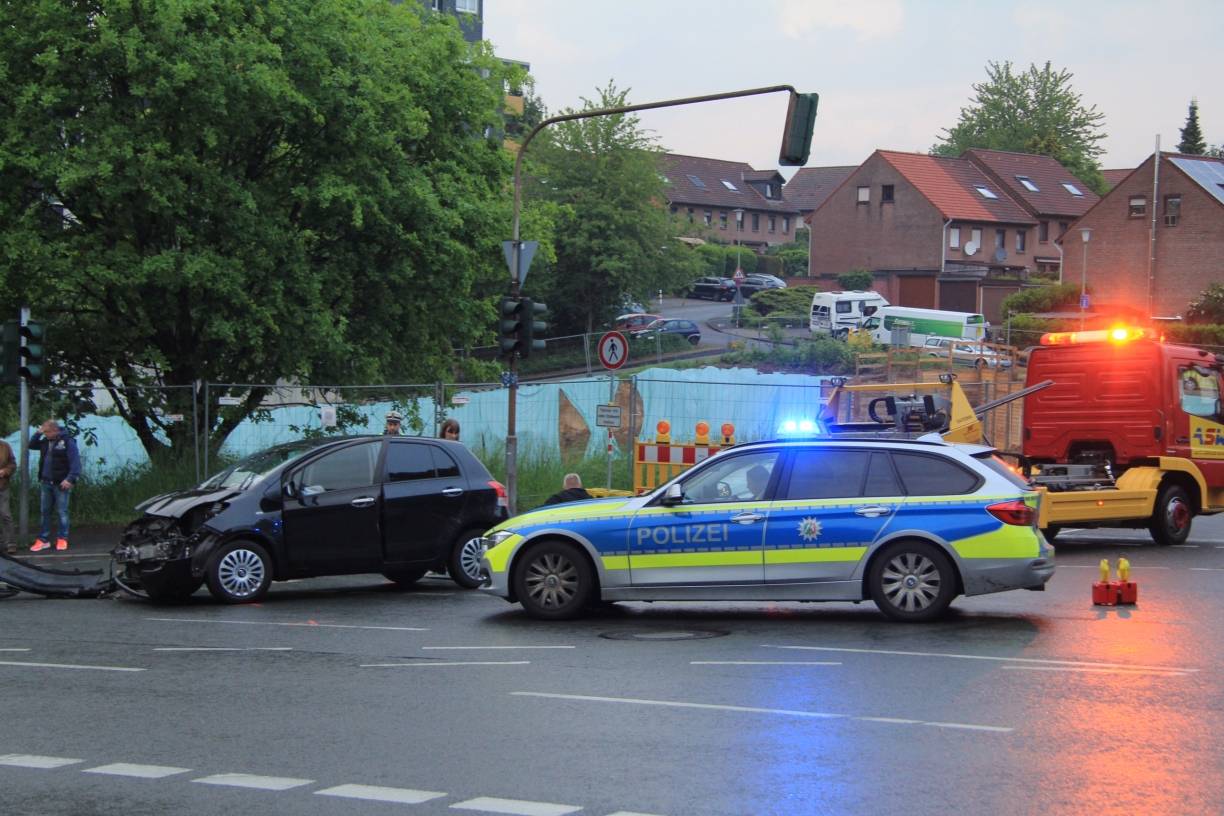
[513, 539, 594, 620]
[383, 567, 429, 588]
[868, 540, 957, 622]
[687, 334, 700, 345]
[448, 527, 490, 589]
[138, 568, 203, 604]
[205, 540, 272, 604]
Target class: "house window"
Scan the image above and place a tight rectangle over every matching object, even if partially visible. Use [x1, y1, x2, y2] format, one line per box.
[1039, 221, 1049, 242]
[1016, 175, 1040, 193]
[995, 229, 1006, 249]
[752, 213, 760, 232]
[687, 207, 694, 222]
[736, 210, 744, 231]
[857, 186, 870, 204]
[1058, 221, 1068, 237]
[881, 184, 895, 203]
[1129, 196, 1146, 217]
[1017, 230, 1027, 252]
[975, 186, 998, 200]
[1062, 182, 1084, 196]
[703, 210, 712, 226]
[1164, 195, 1181, 227]
[430, 0, 440, 9]
[455, 0, 478, 12]
[721, 180, 740, 192]
[948, 227, 961, 249]
[688, 174, 707, 189]
[764, 183, 774, 198]
[768, 215, 777, 233]
[669, 205, 678, 214]
[719, 211, 728, 229]
[970, 228, 982, 250]
[782, 217, 790, 233]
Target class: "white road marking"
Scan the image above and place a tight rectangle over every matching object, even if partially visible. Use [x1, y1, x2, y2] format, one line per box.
[763, 645, 1199, 674]
[0, 660, 144, 672]
[510, 691, 1009, 733]
[690, 661, 842, 666]
[315, 784, 446, 804]
[192, 773, 314, 790]
[152, 647, 294, 652]
[0, 754, 82, 769]
[1002, 665, 1189, 677]
[147, 617, 427, 632]
[85, 763, 191, 778]
[450, 796, 582, 815]
[1169, 544, 1199, 549]
[606, 812, 668, 816]
[0, 648, 31, 652]
[925, 722, 1012, 733]
[361, 661, 531, 668]
[422, 646, 575, 650]
[1190, 567, 1224, 572]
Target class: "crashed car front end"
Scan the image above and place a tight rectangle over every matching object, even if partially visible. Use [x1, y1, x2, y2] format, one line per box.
[112, 501, 231, 599]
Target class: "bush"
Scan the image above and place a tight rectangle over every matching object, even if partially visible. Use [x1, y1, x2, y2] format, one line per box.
[767, 244, 808, 277]
[720, 337, 853, 374]
[749, 287, 812, 316]
[999, 283, 1081, 315]
[1185, 284, 1224, 324]
[1164, 324, 1224, 348]
[836, 269, 874, 291]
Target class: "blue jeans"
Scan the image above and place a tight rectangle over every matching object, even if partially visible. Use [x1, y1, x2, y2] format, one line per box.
[39, 481, 71, 542]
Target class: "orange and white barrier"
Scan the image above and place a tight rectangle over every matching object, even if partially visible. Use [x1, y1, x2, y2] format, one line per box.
[634, 420, 734, 494]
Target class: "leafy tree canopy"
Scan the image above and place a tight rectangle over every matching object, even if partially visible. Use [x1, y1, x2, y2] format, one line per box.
[934, 61, 1107, 194]
[1186, 283, 1224, 324]
[0, 0, 515, 461]
[1178, 99, 1207, 155]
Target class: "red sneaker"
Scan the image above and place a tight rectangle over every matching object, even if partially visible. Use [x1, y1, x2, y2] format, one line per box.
[55, 538, 68, 551]
[30, 539, 51, 552]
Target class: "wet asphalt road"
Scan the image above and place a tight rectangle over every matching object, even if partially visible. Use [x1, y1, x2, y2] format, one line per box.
[2, 521, 1224, 816]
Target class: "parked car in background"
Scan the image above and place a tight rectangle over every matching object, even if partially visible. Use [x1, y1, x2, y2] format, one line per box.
[631, 318, 702, 345]
[738, 273, 787, 297]
[114, 437, 508, 603]
[613, 313, 663, 332]
[686, 276, 736, 301]
[617, 294, 647, 315]
[923, 337, 1013, 370]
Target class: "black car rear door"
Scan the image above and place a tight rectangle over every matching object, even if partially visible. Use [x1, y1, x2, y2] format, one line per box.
[381, 440, 468, 565]
[282, 440, 384, 575]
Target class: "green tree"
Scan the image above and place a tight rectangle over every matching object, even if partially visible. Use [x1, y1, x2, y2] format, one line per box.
[837, 269, 874, 290]
[1186, 283, 1224, 324]
[0, 1, 514, 463]
[765, 241, 808, 277]
[1178, 99, 1208, 155]
[526, 83, 701, 333]
[934, 61, 1107, 193]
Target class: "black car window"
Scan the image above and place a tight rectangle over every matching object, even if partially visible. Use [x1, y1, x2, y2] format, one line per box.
[892, 452, 981, 496]
[385, 441, 437, 482]
[783, 449, 870, 500]
[431, 446, 461, 479]
[298, 442, 379, 492]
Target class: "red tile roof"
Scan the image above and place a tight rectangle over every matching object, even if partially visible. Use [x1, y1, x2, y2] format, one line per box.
[963, 148, 1099, 217]
[878, 150, 1035, 224]
[661, 153, 798, 213]
[1102, 168, 1134, 189]
[784, 165, 856, 212]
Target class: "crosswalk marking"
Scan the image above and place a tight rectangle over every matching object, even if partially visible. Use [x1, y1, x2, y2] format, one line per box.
[315, 783, 447, 804]
[450, 797, 582, 815]
[0, 754, 82, 769]
[192, 773, 314, 790]
[85, 763, 191, 779]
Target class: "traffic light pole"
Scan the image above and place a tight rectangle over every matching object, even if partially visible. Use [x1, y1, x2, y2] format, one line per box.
[505, 83, 813, 513]
[17, 305, 30, 538]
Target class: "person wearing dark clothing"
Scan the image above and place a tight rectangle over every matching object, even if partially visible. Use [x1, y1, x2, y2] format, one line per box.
[0, 438, 15, 554]
[544, 473, 593, 506]
[29, 419, 81, 552]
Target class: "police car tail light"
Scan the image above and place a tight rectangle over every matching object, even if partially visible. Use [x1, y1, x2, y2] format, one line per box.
[987, 500, 1034, 526]
[489, 480, 508, 509]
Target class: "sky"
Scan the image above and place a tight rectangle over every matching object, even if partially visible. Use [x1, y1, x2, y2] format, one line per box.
[484, 0, 1221, 178]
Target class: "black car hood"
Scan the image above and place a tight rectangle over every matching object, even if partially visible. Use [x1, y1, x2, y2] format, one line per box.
[136, 487, 239, 519]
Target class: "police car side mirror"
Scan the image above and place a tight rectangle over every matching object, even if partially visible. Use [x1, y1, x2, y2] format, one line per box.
[662, 483, 684, 506]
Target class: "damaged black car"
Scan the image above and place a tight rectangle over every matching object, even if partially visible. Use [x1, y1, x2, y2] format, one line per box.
[114, 436, 508, 603]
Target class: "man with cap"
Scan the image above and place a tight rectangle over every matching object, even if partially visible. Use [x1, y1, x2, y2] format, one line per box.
[383, 410, 403, 436]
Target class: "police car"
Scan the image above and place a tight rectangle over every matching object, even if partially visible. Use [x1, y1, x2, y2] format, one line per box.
[479, 437, 1053, 622]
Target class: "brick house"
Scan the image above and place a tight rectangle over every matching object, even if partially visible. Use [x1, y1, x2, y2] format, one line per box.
[806, 150, 1038, 317]
[1059, 152, 1224, 319]
[963, 148, 1100, 278]
[783, 165, 856, 220]
[661, 153, 801, 250]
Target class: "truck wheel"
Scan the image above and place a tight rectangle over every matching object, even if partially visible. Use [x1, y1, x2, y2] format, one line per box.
[1041, 525, 1061, 543]
[868, 540, 957, 622]
[448, 527, 489, 589]
[205, 540, 272, 603]
[513, 539, 593, 620]
[1150, 484, 1192, 546]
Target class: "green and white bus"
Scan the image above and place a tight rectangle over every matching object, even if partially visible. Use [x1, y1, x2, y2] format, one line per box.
[858, 306, 989, 347]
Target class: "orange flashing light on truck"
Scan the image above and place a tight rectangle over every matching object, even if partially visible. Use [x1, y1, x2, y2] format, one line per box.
[1023, 327, 1224, 545]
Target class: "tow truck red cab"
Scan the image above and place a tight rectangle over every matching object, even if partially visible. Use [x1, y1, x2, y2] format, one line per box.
[1023, 326, 1224, 545]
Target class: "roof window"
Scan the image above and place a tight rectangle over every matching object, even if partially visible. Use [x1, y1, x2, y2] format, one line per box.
[687, 174, 706, 189]
[1062, 182, 1084, 196]
[1016, 176, 1040, 192]
[720, 180, 740, 192]
[975, 186, 998, 200]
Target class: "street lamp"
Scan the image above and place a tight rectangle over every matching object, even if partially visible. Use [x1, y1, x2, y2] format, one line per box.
[1079, 227, 1092, 330]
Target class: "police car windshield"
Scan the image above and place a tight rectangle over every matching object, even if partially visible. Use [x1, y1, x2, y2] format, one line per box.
[973, 453, 1030, 489]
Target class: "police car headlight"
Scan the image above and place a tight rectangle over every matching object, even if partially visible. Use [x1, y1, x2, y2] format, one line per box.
[487, 530, 516, 548]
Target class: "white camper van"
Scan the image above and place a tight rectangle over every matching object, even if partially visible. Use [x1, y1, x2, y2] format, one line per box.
[858, 306, 989, 348]
[809, 290, 890, 338]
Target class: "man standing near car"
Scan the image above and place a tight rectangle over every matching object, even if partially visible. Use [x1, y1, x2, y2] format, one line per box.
[0, 436, 16, 554]
[29, 419, 80, 552]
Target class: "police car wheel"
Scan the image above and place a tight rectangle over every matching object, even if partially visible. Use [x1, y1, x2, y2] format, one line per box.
[205, 540, 272, 604]
[868, 541, 956, 622]
[448, 527, 490, 589]
[514, 540, 593, 620]
[1150, 484, 1192, 546]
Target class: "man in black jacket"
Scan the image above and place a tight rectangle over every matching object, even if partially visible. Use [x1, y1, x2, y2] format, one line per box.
[29, 419, 81, 552]
[544, 473, 593, 506]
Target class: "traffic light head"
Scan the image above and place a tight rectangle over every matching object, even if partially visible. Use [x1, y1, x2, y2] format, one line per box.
[498, 296, 522, 358]
[518, 298, 548, 359]
[779, 91, 819, 166]
[19, 320, 46, 382]
[0, 321, 18, 385]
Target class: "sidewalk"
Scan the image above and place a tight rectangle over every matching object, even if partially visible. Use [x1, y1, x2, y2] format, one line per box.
[9, 524, 124, 565]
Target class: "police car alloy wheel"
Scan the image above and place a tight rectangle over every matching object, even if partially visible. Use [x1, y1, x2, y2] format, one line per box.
[206, 540, 272, 604]
[868, 540, 957, 622]
[514, 540, 593, 620]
